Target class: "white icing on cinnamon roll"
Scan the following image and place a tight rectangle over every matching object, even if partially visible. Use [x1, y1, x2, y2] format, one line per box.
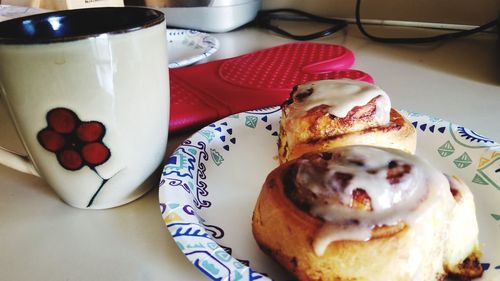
[286, 145, 455, 256]
[288, 79, 391, 124]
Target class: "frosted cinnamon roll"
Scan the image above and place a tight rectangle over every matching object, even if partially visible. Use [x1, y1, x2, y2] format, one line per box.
[252, 146, 482, 281]
[444, 175, 483, 279]
[278, 79, 416, 163]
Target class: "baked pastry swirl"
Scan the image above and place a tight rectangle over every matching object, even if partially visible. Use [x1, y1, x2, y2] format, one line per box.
[252, 145, 482, 281]
[278, 79, 416, 163]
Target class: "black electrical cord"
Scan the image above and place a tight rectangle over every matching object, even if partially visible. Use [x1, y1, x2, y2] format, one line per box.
[355, 0, 498, 44]
[254, 8, 347, 41]
[255, 2, 498, 43]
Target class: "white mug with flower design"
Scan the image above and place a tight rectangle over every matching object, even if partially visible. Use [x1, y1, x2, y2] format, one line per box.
[0, 7, 169, 209]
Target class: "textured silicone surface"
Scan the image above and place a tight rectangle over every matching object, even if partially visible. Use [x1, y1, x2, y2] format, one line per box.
[169, 42, 373, 133]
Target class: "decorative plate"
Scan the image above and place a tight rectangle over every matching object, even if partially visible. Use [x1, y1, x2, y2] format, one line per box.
[167, 29, 219, 68]
[159, 107, 500, 281]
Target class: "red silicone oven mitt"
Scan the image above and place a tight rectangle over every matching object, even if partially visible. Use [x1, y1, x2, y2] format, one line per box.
[169, 42, 373, 134]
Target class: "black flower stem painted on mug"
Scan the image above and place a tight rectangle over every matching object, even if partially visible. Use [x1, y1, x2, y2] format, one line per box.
[87, 168, 109, 207]
[86, 168, 123, 207]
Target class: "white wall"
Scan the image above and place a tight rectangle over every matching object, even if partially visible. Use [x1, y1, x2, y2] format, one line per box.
[262, 0, 500, 26]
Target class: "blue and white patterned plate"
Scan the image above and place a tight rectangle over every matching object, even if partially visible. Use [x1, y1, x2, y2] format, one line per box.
[159, 107, 500, 281]
[167, 29, 219, 68]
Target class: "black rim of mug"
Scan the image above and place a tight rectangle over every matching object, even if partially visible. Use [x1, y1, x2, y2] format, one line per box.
[0, 7, 165, 44]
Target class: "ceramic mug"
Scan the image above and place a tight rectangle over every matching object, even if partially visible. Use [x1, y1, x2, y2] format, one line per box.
[0, 7, 169, 209]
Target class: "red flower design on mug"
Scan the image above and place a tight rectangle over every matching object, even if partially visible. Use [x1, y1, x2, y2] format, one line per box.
[37, 107, 113, 207]
[37, 108, 110, 170]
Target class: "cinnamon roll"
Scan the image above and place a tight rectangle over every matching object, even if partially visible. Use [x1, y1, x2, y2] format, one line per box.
[252, 145, 482, 281]
[278, 79, 416, 163]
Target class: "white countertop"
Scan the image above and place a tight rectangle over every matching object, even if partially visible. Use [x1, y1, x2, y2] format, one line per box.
[0, 22, 499, 281]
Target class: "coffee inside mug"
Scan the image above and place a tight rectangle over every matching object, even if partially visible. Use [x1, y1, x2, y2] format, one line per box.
[0, 7, 164, 44]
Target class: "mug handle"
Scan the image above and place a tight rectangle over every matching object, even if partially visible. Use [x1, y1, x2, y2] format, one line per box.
[0, 146, 39, 176]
